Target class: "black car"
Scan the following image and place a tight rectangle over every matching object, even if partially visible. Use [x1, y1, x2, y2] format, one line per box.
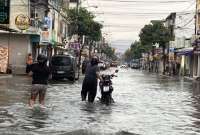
[131, 59, 140, 69]
[50, 55, 78, 81]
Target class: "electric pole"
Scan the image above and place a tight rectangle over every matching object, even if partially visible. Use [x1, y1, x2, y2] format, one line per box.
[195, 0, 198, 35]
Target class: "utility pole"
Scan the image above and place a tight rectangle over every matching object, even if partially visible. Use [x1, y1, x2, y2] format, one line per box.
[76, 0, 81, 80]
[195, 0, 198, 35]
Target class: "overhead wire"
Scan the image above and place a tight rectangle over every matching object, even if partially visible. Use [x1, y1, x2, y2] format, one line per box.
[180, 0, 196, 12]
[97, 0, 192, 3]
[179, 18, 194, 28]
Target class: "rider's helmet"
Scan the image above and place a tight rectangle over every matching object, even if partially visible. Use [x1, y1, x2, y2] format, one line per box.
[91, 56, 99, 66]
[37, 54, 47, 64]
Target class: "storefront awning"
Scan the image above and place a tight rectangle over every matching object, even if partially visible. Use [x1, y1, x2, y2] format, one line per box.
[176, 47, 193, 56]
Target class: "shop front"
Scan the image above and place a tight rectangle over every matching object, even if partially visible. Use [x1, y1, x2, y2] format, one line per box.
[176, 47, 193, 77]
[0, 33, 32, 74]
[193, 45, 200, 78]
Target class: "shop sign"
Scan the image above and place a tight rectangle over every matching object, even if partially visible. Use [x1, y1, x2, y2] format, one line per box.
[40, 31, 50, 43]
[15, 14, 30, 30]
[0, 46, 8, 73]
[70, 0, 78, 2]
[43, 16, 52, 29]
[155, 48, 163, 54]
[69, 42, 80, 50]
[194, 46, 200, 54]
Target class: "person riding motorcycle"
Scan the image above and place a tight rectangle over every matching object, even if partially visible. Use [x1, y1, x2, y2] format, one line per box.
[81, 56, 102, 103]
[27, 54, 50, 108]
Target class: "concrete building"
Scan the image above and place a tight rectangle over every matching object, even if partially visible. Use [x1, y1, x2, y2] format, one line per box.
[166, 12, 194, 77]
[0, 0, 70, 74]
[193, 0, 200, 79]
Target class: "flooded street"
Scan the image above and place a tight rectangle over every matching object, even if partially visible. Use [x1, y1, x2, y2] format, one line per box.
[0, 69, 200, 135]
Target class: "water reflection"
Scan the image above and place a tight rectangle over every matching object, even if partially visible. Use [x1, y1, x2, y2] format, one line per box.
[1, 70, 200, 134]
[190, 82, 200, 132]
[20, 108, 49, 131]
[0, 108, 18, 128]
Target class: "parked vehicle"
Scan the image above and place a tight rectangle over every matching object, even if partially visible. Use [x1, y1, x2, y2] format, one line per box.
[110, 61, 118, 67]
[99, 70, 118, 105]
[98, 61, 106, 70]
[130, 59, 140, 69]
[50, 55, 78, 81]
[120, 64, 128, 68]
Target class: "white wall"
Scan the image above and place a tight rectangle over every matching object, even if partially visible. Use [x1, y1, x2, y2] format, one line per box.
[10, 0, 29, 31]
[0, 34, 30, 74]
[174, 13, 194, 38]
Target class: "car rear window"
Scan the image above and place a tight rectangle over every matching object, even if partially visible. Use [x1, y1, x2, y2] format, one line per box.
[51, 56, 71, 66]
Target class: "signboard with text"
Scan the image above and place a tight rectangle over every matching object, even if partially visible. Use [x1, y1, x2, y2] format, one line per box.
[0, 0, 10, 24]
[40, 31, 50, 43]
[70, 0, 78, 3]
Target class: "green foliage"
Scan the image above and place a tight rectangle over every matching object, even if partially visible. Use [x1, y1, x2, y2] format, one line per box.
[67, 7, 102, 41]
[88, 21, 103, 41]
[124, 21, 171, 62]
[139, 21, 170, 49]
[101, 45, 117, 60]
[124, 41, 144, 62]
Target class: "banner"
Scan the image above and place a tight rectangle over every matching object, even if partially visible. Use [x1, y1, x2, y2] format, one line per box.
[40, 31, 50, 43]
[0, 46, 8, 73]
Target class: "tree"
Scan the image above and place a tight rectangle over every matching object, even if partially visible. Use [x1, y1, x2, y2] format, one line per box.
[67, 7, 103, 79]
[67, 7, 102, 41]
[124, 41, 145, 62]
[139, 21, 170, 51]
[101, 45, 117, 60]
[139, 21, 171, 74]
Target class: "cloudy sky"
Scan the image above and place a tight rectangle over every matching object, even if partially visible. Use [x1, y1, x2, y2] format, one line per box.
[82, 0, 195, 53]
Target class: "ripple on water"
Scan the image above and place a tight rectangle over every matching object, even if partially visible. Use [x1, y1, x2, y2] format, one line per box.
[50, 130, 140, 135]
[0, 108, 18, 128]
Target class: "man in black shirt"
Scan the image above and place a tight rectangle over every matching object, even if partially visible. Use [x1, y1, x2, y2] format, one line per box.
[27, 54, 50, 108]
[81, 56, 102, 103]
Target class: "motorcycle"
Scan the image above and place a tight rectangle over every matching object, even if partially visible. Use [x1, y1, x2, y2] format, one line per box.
[99, 70, 118, 105]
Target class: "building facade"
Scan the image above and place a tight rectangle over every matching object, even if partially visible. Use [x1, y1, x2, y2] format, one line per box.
[0, 0, 70, 74]
[166, 12, 195, 77]
[193, 0, 200, 78]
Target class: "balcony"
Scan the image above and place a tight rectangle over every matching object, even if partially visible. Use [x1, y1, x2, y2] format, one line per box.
[26, 18, 42, 34]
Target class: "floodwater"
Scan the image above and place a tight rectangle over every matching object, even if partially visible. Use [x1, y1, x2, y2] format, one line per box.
[0, 69, 200, 135]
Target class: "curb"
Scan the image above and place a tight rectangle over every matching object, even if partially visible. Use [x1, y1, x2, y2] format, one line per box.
[0, 75, 13, 79]
[184, 76, 194, 81]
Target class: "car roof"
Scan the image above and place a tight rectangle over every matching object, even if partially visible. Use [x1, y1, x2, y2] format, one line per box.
[52, 55, 74, 58]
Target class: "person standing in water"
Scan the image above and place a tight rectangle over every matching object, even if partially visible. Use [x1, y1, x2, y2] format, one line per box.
[27, 54, 50, 108]
[81, 56, 102, 103]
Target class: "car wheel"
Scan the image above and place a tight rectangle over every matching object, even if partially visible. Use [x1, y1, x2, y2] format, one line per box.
[68, 73, 76, 82]
[52, 75, 58, 80]
[68, 76, 75, 82]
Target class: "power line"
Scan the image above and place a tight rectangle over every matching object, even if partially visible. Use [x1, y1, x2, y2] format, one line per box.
[98, 0, 192, 3]
[180, 0, 196, 12]
[94, 11, 194, 16]
[176, 17, 194, 28]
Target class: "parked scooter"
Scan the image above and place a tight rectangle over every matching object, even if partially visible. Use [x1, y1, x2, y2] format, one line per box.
[99, 70, 118, 105]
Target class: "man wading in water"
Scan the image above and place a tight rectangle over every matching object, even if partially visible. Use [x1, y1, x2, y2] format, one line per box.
[81, 56, 102, 103]
[27, 54, 50, 108]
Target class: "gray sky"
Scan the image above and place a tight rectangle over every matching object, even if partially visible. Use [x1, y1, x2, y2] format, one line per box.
[82, 0, 195, 53]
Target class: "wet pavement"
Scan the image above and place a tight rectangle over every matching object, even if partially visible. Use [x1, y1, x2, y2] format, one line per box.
[0, 69, 200, 135]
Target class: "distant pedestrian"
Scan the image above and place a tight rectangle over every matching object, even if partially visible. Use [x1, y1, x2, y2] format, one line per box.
[26, 54, 50, 108]
[26, 53, 33, 74]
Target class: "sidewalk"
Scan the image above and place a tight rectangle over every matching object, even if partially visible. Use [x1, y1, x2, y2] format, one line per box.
[184, 76, 194, 81]
[0, 74, 12, 79]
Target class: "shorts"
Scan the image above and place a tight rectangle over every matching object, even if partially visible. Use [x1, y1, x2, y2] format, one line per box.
[31, 84, 47, 96]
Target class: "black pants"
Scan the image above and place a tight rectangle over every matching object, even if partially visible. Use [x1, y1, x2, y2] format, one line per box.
[81, 79, 97, 103]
